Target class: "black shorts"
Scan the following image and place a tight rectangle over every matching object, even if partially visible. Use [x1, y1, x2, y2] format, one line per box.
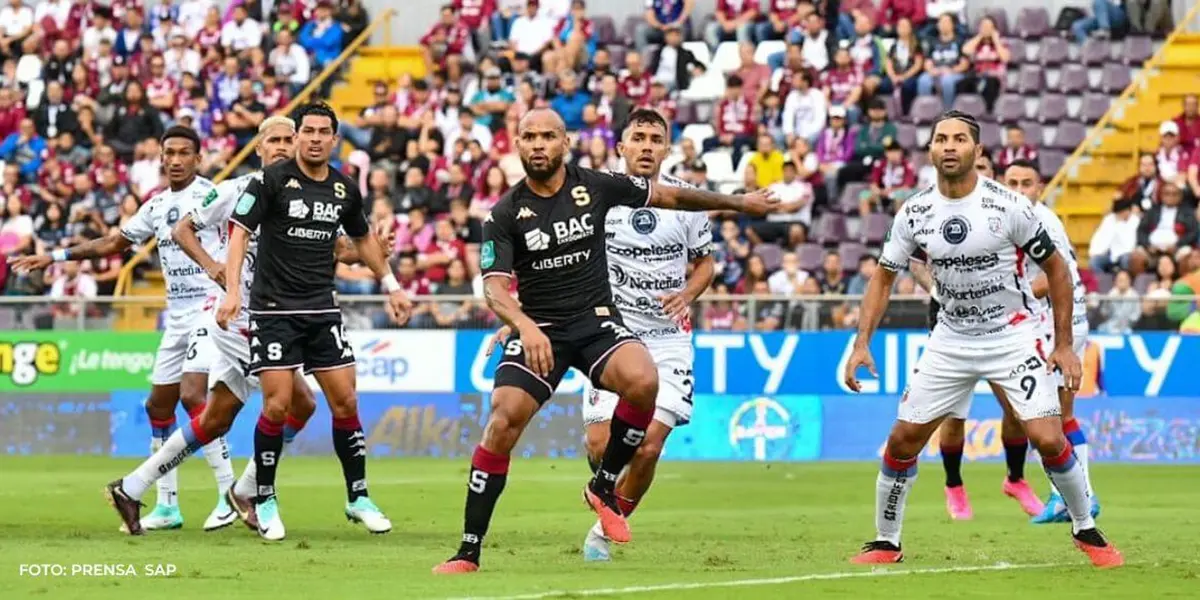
[248, 312, 355, 375]
[927, 299, 940, 332]
[494, 308, 642, 405]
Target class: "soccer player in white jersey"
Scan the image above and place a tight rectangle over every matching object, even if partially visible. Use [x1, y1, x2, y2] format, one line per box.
[1001, 159, 1101, 524]
[9, 126, 238, 533]
[580, 108, 714, 561]
[843, 111, 1122, 568]
[911, 150, 1044, 520]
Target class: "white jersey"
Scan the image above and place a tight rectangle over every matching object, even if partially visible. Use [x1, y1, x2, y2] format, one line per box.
[1027, 202, 1089, 331]
[880, 176, 1055, 343]
[120, 176, 220, 331]
[190, 172, 262, 310]
[604, 171, 712, 345]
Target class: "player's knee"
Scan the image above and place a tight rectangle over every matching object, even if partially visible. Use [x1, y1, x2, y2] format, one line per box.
[327, 395, 358, 420]
[481, 411, 523, 455]
[621, 369, 659, 409]
[886, 426, 926, 458]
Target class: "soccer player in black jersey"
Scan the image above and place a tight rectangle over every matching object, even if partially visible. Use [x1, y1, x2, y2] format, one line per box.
[433, 108, 778, 574]
[909, 148, 1040, 520]
[215, 102, 413, 541]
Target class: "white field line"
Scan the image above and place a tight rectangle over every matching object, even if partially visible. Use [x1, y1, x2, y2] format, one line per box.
[446, 562, 1071, 600]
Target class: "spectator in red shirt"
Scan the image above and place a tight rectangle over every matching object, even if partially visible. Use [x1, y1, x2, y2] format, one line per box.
[393, 251, 436, 328]
[822, 47, 863, 121]
[619, 51, 652, 105]
[860, 139, 916, 218]
[1174, 94, 1200, 150]
[421, 4, 472, 72]
[735, 41, 771, 101]
[420, 218, 468, 283]
[757, 0, 805, 43]
[875, 0, 926, 37]
[144, 55, 178, 116]
[452, 0, 494, 54]
[995, 124, 1039, 172]
[704, 0, 758, 49]
[959, 16, 1009, 112]
[703, 74, 756, 165]
[0, 88, 25, 141]
[644, 81, 677, 122]
[1156, 120, 1190, 185]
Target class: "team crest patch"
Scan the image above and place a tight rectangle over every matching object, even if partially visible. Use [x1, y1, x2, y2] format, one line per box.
[941, 216, 970, 244]
[987, 216, 1003, 237]
[630, 208, 657, 234]
[202, 188, 219, 207]
[234, 193, 256, 215]
[166, 206, 180, 225]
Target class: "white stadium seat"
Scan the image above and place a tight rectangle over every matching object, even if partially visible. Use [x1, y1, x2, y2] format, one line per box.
[711, 41, 741, 74]
[701, 151, 735, 183]
[681, 124, 715, 150]
[754, 40, 786, 65]
[683, 41, 712, 67]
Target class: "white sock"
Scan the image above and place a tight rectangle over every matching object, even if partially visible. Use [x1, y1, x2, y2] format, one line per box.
[1074, 442, 1093, 496]
[202, 436, 236, 497]
[126, 428, 194, 503]
[1044, 450, 1095, 533]
[876, 457, 918, 546]
[588, 521, 605, 539]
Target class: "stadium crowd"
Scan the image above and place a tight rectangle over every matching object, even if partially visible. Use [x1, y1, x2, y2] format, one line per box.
[0, 0, 1197, 332]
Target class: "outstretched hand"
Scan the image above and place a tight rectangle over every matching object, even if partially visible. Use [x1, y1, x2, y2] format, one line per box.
[740, 188, 782, 217]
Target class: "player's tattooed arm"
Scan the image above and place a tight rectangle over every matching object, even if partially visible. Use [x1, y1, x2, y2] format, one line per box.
[173, 214, 225, 288]
[650, 186, 779, 216]
[6, 230, 134, 273]
[482, 276, 536, 332]
[216, 224, 251, 329]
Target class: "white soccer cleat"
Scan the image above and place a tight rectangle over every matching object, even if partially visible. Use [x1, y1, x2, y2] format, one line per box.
[139, 504, 183, 530]
[582, 522, 611, 562]
[344, 497, 391, 534]
[255, 498, 286, 541]
[203, 494, 238, 531]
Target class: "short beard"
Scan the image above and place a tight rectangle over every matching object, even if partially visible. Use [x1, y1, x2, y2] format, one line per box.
[936, 157, 975, 182]
[521, 154, 564, 182]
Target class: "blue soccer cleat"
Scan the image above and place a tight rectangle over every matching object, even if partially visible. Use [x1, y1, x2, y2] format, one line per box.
[582, 524, 611, 562]
[345, 496, 392, 534]
[139, 504, 183, 530]
[1031, 492, 1069, 524]
[1090, 495, 1102, 519]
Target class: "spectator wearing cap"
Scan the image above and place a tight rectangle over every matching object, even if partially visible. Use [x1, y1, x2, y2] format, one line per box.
[706, 0, 757, 49]
[860, 138, 915, 218]
[270, 29, 312, 96]
[421, 4, 471, 71]
[916, 13, 968, 109]
[637, 0, 692, 52]
[1089, 197, 1141, 274]
[1157, 120, 1190, 185]
[816, 104, 853, 203]
[33, 81, 78, 140]
[704, 74, 755, 166]
[469, 68, 515, 130]
[551, 0, 595, 71]
[647, 26, 705, 93]
[1132, 181, 1198, 274]
[113, 7, 146, 59]
[757, 0, 809, 43]
[875, 0, 926, 38]
[0, 118, 46, 181]
[104, 81, 163, 161]
[300, 1, 346, 70]
[0, 0, 33, 60]
[549, 71, 590, 132]
[1071, 0, 1127, 43]
[272, 3, 302, 37]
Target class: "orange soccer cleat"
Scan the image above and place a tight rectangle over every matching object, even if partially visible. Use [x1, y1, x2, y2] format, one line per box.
[432, 558, 480, 575]
[850, 541, 904, 564]
[1073, 529, 1124, 569]
[583, 485, 631, 544]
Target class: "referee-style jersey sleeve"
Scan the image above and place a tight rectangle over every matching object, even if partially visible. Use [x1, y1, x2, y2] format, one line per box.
[587, 168, 653, 209]
[230, 170, 272, 233]
[339, 177, 371, 238]
[480, 200, 516, 278]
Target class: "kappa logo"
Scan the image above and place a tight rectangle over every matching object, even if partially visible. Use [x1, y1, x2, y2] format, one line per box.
[516, 206, 537, 220]
[288, 199, 310, 219]
[285, 178, 302, 190]
[524, 228, 551, 251]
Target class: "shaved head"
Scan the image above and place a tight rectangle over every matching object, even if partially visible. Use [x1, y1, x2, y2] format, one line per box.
[516, 108, 569, 182]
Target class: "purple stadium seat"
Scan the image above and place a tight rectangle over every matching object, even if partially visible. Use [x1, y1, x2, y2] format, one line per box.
[1038, 36, 1069, 66]
[952, 94, 986, 117]
[593, 16, 616, 45]
[621, 16, 640, 46]
[1037, 94, 1069, 123]
[816, 213, 849, 245]
[1133, 273, 1155, 295]
[1093, 271, 1114, 293]
[675, 101, 697, 125]
[796, 243, 824, 273]
[983, 8, 1010, 36]
[994, 93, 1026, 123]
[1081, 38, 1112, 66]
[694, 100, 713, 124]
[1039, 149, 1067, 176]
[909, 96, 943, 125]
[1058, 64, 1089, 95]
[1080, 93, 1110, 123]
[1005, 38, 1026, 66]
[1016, 7, 1051, 39]
[896, 123, 917, 149]
[885, 93, 902, 120]
[980, 121, 1002, 150]
[757, 242, 785, 272]
[838, 242, 869, 270]
[1122, 36, 1154, 66]
[862, 213, 892, 245]
[1018, 120, 1045, 147]
[607, 45, 628, 70]
[839, 183, 870, 213]
[1101, 63, 1132, 94]
[1016, 65, 1045, 95]
[1053, 120, 1089, 150]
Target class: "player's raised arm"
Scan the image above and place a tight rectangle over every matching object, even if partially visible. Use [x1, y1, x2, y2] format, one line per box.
[8, 195, 157, 273]
[649, 183, 781, 216]
[844, 211, 915, 392]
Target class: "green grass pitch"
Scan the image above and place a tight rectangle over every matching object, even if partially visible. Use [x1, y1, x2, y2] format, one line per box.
[1, 456, 1198, 599]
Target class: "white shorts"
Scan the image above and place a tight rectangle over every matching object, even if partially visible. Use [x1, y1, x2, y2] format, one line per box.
[207, 311, 259, 403]
[150, 322, 215, 385]
[582, 342, 694, 428]
[899, 332, 1059, 424]
[1044, 319, 1089, 388]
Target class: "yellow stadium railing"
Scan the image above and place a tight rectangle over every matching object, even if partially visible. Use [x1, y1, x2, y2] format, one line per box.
[114, 9, 397, 298]
[1042, 2, 1200, 204]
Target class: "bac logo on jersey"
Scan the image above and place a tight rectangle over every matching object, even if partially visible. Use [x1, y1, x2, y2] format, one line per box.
[524, 228, 551, 251]
[288, 199, 310, 219]
[516, 207, 537, 220]
[571, 186, 591, 206]
[941, 216, 970, 244]
[313, 201, 343, 223]
[552, 214, 594, 244]
[285, 178, 302, 190]
[630, 209, 657, 235]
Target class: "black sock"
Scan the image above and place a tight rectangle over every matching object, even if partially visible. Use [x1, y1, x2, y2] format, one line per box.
[254, 414, 284, 504]
[332, 415, 368, 502]
[457, 446, 510, 563]
[941, 444, 964, 488]
[587, 455, 601, 475]
[1004, 437, 1028, 482]
[593, 400, 652, 495]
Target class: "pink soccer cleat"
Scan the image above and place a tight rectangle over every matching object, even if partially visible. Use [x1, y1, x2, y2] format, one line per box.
[944, 486, 973, 520]
[1002, 479, 1045, 516]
